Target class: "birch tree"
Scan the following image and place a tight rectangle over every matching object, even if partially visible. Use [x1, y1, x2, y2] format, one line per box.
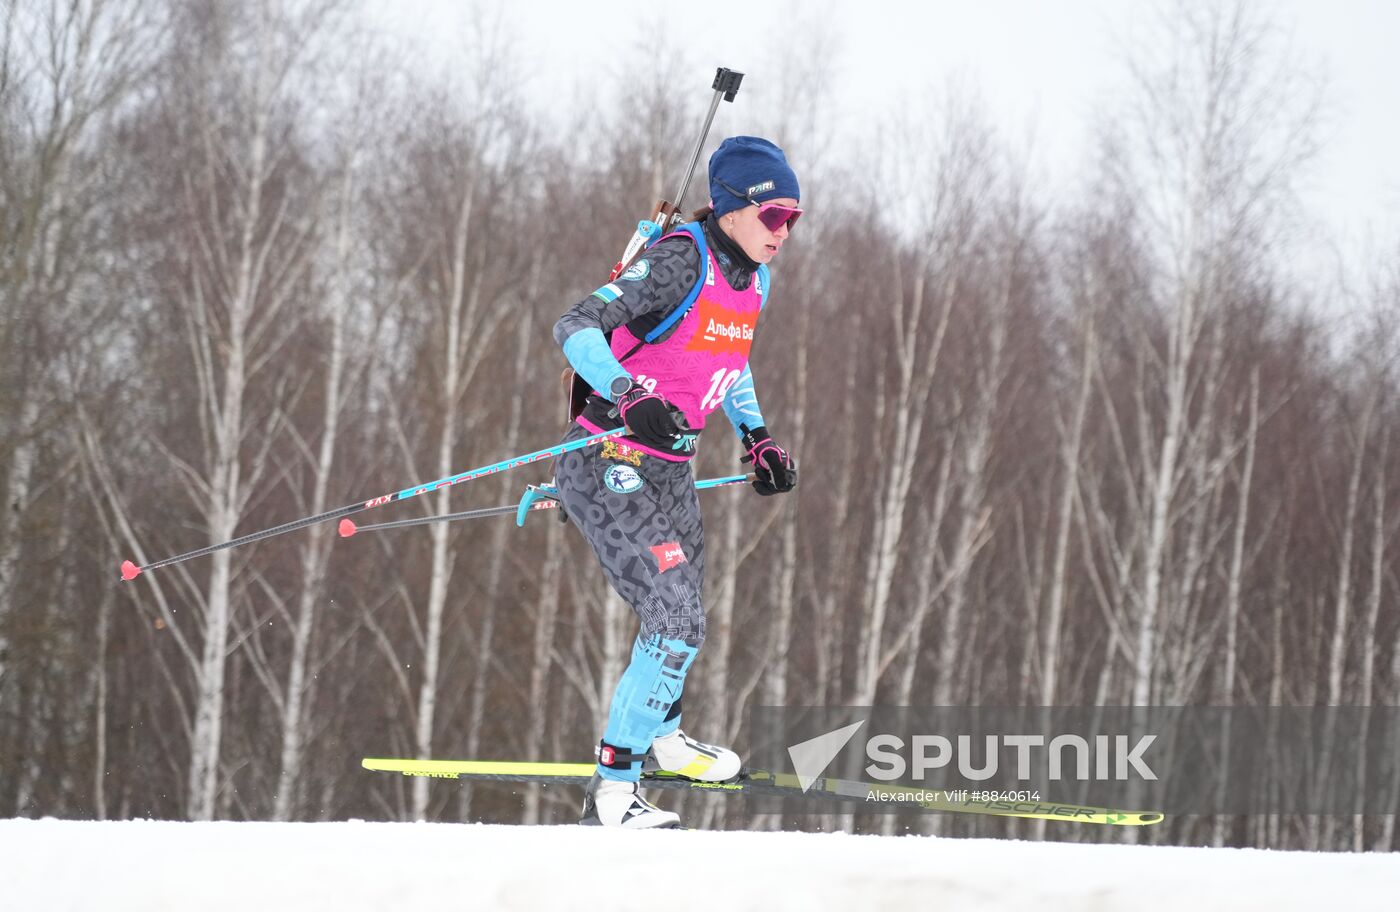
[119, 0, 338, 821]
[1095, 0, 1319, 708]
[269, 86, 365, 820]
[0, 0, 158, 687]
[365, 34, 525, 820]
[850, 96, 988, 707]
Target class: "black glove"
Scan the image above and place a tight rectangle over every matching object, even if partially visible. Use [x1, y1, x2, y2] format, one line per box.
[611, 383, 697, 454]
[740, 424, 797, 496]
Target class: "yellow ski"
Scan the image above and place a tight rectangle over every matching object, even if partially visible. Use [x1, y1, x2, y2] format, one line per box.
[361, 758, 1164, 826]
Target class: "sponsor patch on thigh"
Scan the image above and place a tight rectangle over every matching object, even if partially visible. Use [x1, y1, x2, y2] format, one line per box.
[650, 541, 688, 572]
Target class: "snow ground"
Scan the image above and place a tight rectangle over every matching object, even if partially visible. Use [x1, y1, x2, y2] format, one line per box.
[2, 818, 1396, 911]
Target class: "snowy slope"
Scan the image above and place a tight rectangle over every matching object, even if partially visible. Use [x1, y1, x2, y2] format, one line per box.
[1, 818, 1396, 911]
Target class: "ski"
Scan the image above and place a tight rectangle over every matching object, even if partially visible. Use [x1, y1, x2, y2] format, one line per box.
[360, 758, 1164, 826]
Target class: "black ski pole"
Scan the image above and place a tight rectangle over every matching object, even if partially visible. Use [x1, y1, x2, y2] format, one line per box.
[338, 475, 754, 537]
[118, 428, 626, 581]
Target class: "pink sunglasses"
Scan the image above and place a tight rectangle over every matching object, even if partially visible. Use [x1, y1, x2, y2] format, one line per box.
[755, 202, 803, 233]
[716, 179, 803, 233]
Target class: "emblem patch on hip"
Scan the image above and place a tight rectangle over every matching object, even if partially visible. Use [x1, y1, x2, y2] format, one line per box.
[601, 439, 643, 466]
[603, 465, 645, 494]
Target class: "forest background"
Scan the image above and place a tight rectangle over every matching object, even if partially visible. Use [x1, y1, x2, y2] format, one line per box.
[2, 0, 1398, 850]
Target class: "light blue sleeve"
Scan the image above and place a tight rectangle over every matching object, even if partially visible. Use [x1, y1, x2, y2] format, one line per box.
[561, 328, 631, 401]
[721, 264, 773, 437]
[721, 365, 767, 438]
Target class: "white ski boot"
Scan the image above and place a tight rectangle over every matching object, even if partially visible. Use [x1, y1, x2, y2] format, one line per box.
[645, 729, 742, 782]
[579, 775, 682, 829]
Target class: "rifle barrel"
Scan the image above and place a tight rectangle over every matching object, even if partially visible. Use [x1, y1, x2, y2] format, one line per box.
[670, 67, 743, 219]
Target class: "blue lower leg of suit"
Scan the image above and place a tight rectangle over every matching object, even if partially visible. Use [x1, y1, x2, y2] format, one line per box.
[598, 632, 697, 782]
[551, 424, 708, 783]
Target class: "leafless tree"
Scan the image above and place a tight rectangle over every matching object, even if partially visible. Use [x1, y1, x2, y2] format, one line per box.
[0, 0, 160, 686]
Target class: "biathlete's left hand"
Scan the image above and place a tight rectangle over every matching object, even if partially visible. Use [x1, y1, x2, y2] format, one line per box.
[740, 425, 797, 496]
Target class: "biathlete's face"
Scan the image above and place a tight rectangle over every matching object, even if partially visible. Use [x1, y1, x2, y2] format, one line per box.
[722, 197, 801, 265]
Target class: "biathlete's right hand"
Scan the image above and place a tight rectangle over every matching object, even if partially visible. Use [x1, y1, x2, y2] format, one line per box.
[611, 382, 696, 454]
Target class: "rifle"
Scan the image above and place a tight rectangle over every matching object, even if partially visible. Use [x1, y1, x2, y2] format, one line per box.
[565, 67, 745, 422]
[608, 67, 745, 281]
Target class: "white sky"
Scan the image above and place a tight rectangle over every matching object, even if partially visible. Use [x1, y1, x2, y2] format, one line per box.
[366, 0, 1400, 260]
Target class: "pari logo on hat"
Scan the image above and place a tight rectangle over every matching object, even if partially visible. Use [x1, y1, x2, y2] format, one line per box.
[708, 136, 800, 219]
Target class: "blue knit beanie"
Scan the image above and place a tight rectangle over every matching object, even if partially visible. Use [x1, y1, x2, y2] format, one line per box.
[708, 136, 800, 218]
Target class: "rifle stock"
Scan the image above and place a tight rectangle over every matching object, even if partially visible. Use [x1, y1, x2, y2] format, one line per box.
[609, 199, 681, 280]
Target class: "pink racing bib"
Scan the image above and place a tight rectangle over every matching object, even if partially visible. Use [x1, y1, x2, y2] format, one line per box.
[579, 236, 765, 461]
